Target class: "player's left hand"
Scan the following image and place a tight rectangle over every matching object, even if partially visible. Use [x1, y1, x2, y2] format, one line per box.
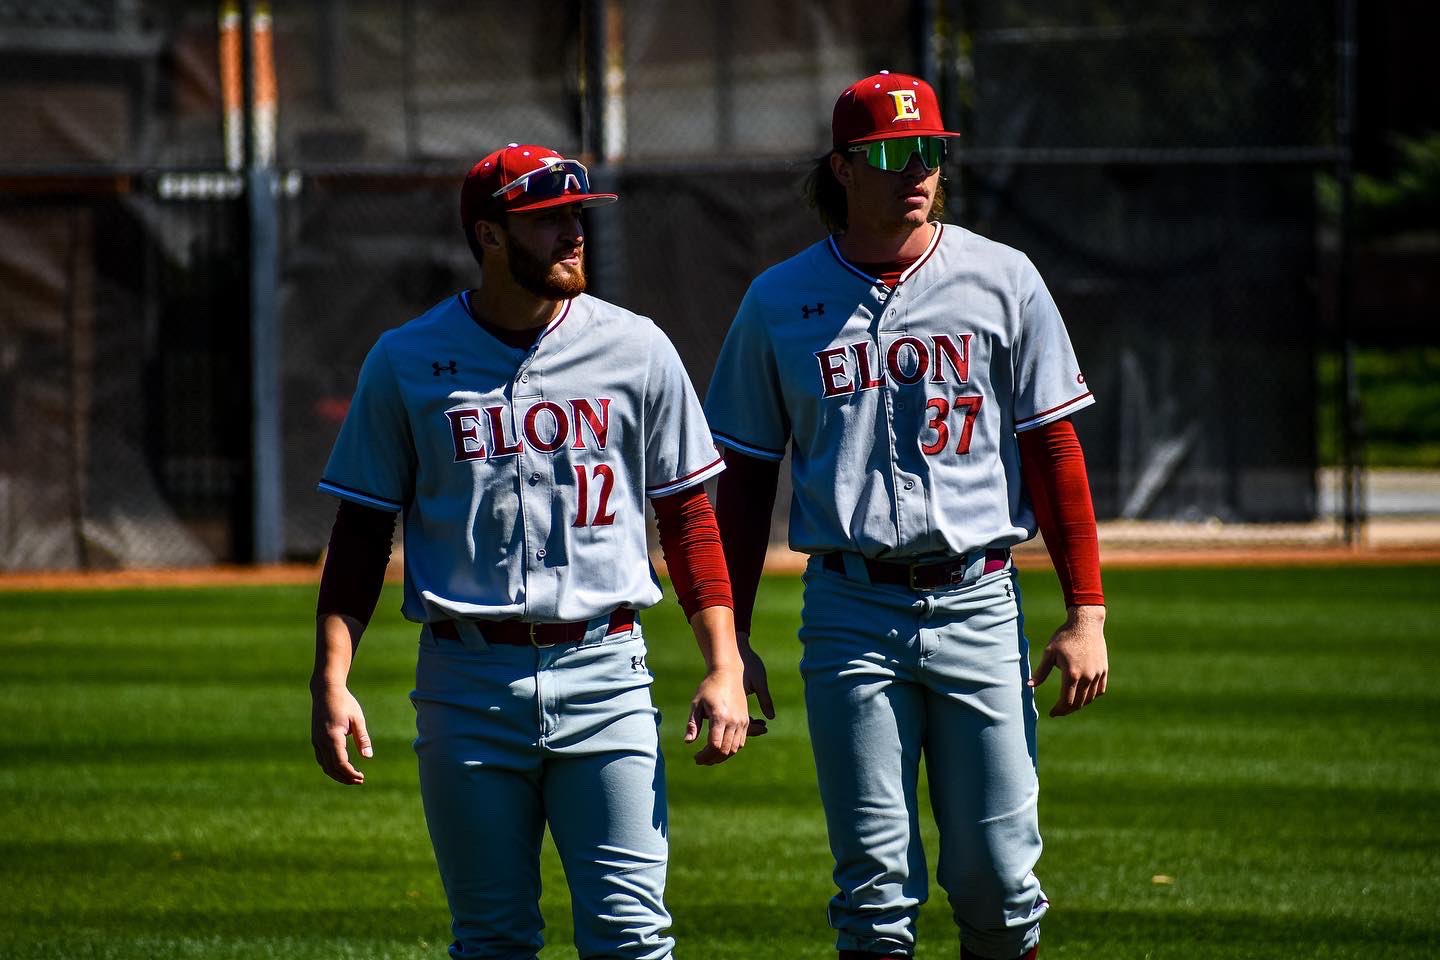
[1029, 604, 1108, 717]
[685, 666, 751, 765]
[737, 630, 776, 730]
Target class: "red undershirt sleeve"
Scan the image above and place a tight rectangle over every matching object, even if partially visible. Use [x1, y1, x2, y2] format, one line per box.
[316, 500, 397, 625]
[1017, 417, 1105, 608]
[713, 449, 781, 633]
[652, 484, 733, 620]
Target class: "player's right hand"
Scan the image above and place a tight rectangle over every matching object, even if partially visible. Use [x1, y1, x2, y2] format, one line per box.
[311, 683, 372, 785]
[686, 665, 751, 765]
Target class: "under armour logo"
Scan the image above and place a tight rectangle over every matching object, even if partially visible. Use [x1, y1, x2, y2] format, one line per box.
[801, 303, 824, 318]
[631, 655, 647, 672]
[433, 360, 457, 376]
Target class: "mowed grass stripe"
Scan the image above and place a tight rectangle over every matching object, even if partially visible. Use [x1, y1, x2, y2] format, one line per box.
[1, 566, 1437, 959]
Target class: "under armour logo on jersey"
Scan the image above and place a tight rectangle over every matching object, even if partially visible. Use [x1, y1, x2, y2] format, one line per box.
[630, 655, 647, 672]
[433, 360, 457, 376]
[801, 303, 825, 318]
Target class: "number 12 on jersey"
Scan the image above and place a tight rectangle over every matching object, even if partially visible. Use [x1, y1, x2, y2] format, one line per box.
[573, 463, 617, 527]
[921, 395, 984, 455]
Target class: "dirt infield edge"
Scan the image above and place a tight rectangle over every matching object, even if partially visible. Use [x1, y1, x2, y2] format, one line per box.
[3, 542, 1438, 592]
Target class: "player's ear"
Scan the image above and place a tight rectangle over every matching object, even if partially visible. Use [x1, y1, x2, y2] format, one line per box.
[475, 219, 504, 253]
[829, 150, 855, 188]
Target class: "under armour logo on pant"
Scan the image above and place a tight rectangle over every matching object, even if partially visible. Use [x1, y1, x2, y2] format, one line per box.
[433, 360, 457, 376]
[631, 655, 646, 671]
[801, 303, 824, 318]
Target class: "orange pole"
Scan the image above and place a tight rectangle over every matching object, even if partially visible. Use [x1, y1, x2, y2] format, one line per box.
[252, 1, 277, 168]
[219, 0, 243, 170]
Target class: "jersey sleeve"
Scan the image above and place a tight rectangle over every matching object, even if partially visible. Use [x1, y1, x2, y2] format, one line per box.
[702, 285, 791, 461]
[642, 328, 726, 498]
[1012, 258, 1096, 433]
[317, 335, 417, 512]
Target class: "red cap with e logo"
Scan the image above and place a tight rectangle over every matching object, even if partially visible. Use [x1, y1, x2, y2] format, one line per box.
[831, 71, 961, 149]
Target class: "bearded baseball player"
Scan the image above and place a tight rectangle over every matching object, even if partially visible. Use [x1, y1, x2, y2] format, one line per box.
[705, 73, 1109, 960]
[309, 143, 756, 960]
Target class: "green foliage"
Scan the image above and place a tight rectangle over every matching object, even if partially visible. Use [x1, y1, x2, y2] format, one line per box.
[1317, 347, 1440, 466]
[2, 570, 1439, 958]
[1318, 132, 1440, 237]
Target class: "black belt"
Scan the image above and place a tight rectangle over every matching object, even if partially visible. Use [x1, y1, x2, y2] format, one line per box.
[430, 609, 635, 648]
[822, 549, 1009, 591]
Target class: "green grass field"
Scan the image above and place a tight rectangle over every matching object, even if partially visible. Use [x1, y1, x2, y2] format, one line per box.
[2, 566, 1438, 959]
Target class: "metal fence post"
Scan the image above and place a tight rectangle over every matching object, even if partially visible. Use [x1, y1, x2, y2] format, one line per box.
[1336, 0, 1364, 546]
[583, 0, 628, 305]
[243, 0, 283, 563]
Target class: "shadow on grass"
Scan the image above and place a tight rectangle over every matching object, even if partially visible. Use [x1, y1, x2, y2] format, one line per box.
[1045, 904, 1440, 956]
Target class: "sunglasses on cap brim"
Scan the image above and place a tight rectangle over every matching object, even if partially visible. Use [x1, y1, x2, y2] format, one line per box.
[491, 158, 593, 201]
[847, 136, 949, 172]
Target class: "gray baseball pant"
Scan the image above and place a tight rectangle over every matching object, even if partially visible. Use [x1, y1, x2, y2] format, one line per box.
[799, 557, 1048, 959]
[412, 617, 673, 960]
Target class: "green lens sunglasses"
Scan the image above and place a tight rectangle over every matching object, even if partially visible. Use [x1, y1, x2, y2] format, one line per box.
[848, 136, 949, 172]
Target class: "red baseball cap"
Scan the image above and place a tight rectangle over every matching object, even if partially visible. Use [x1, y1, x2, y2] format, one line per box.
[460, 143, 617, 229]
[831, 71, 960, 149]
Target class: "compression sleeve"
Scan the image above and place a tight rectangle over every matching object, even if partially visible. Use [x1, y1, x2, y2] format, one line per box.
[652, 484, 733, 620]
[1017, 418, 1104, 608]
[713, 448, 781, 633]
[315, 500, 397, 624]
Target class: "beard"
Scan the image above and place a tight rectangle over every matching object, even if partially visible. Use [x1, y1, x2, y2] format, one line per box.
[506, 233, 587, 300]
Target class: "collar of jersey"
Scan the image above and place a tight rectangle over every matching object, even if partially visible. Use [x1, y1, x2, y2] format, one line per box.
[459, 290, 573, 348]
[827, 222, 944, 287]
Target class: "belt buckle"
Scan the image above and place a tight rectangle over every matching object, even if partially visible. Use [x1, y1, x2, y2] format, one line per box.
[529, 622, 555, 648]
[908, 557, 965, 591]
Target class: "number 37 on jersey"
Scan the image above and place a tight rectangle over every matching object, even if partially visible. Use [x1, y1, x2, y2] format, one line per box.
[814, 332, 983, 456]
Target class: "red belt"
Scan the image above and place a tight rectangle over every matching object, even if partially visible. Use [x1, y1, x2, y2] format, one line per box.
[430, 609, 635, 648]
[822, 548, 1010, 591]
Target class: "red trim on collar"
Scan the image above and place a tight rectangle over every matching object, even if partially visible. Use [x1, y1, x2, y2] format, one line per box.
[827, 223, 943, 288]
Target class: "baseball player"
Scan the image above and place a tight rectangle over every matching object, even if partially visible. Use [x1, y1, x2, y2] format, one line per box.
[705, 73, 1109, 960]
[309, 143, 755, 960]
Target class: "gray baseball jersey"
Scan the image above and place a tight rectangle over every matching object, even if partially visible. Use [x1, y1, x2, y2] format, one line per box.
[319, 290, 724, 623]
[704, 223, 1093, 559]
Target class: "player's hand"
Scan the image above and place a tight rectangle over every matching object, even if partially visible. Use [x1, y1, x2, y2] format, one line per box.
[311, 682, 372, 784]
[1029, 604, 1108, 717]
[737, 630, 775, 736]
[685, 666, 750, 765]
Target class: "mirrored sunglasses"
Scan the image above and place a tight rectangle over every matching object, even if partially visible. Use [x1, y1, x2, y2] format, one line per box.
[848, 136, 948, 172]
[491, 158, 592, 201]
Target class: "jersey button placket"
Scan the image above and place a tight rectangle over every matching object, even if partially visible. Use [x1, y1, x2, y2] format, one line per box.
[514, 363, 553, 615]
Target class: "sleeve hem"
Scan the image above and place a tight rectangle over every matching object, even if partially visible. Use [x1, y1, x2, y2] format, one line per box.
[645, 456, 726, 498]
[316, 480, 404, 513]
[1014, 392, 1095, 432]
[711, 432, 786, 461]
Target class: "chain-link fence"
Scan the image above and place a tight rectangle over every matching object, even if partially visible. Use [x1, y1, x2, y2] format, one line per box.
[1, 0, 1356, 569]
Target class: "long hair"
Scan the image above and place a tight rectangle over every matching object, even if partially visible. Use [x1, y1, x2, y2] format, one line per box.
[803, 151, 948, 235]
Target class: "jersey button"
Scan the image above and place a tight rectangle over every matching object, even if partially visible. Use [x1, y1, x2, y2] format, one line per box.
[521, 374, 530, 383]
[904, 480, 915, 490]
[536, 549, 546, 559]
[529, 472, 541, 484]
